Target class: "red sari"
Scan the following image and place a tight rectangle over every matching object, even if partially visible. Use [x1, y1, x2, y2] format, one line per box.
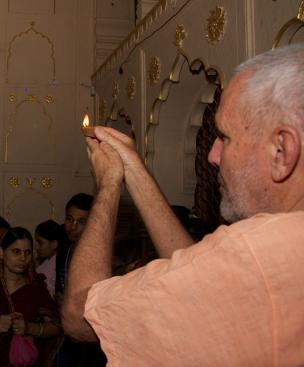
[0, 273, 62, 367]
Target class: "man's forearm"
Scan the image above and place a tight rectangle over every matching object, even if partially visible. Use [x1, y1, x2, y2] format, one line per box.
[62, 182, 121, 341]
[125, 164, 194, 258]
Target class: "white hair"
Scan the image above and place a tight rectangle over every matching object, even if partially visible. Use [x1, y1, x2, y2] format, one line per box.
[235, 43, 304, 133]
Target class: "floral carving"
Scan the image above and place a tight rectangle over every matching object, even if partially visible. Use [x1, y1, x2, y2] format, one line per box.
[148, 56, 161, 85]
[205, 6, 227, 45]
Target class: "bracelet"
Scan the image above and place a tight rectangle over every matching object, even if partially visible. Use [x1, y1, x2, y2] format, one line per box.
[37, 322, 44, 338]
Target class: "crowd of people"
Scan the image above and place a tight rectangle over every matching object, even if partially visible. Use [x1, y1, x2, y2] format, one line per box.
[0, 194, 107, 367]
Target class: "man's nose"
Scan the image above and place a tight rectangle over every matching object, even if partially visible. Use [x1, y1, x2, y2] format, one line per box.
[208, 137, 222, 167]
[71, 220, 79, 229]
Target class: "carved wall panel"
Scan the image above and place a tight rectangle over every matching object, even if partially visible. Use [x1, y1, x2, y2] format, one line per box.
[6, 22, 55, 84]
[0, 0, 95, 232]
[8, 0, 55, 14]
[5, 97, 56, 165]
[4, 173, 56, 234]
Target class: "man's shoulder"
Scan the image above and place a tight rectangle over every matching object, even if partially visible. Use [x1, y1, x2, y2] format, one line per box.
[189, 211, 304, 257]
[215, 211, 304, 256]
[228, 211, 304, 234]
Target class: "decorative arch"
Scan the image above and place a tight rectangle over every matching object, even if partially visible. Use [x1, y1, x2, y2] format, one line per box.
[5, 97, 56, 164]
[6, 21, 56, 83]
[144, 34, 223, 220]
[272, 0, 304, 48]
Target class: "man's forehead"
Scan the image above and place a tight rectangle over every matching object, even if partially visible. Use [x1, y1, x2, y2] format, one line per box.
[215, 71, 251, 129]
[66, 206, 89, 218]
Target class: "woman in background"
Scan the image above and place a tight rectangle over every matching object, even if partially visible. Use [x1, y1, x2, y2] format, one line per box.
[35, 220, 60, 298]
[0, 227, 62, 367]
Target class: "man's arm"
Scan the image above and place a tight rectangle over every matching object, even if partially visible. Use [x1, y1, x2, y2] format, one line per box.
[62, 138, 123, 341]
[93, 127, 194, 258]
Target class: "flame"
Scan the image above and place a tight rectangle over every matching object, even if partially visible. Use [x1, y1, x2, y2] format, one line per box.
[83, 113, 89, 127]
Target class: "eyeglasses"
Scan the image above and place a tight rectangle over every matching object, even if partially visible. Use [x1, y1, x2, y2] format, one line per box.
[65, 216, 87, 226]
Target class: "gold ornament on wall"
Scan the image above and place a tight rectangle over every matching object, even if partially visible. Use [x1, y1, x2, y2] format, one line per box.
[8, 94, 16, 102]
[26, 177, 35, 187]
[205, 6, 227, 45]
[126, 76, 136, 100]
[112, 81, 120, 100]
[174, 24, 187, 49]
[25, 94, 36, 102]
[44, 95, 53, 104]
[41, 177, 53, 188]
[148, 56, 161, 85]
[298, 0, 304, 21]
[6, 21, 56, 82]
[9, 176, 20, 188]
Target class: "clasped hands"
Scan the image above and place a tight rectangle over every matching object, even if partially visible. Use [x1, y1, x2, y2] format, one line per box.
[0, 312, 27, 335]
[85, 127, 141, 188]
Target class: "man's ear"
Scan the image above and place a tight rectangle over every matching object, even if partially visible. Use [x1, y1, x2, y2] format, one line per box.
[270, 124, 301, 182]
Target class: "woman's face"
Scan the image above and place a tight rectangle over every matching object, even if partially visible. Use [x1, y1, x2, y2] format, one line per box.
[35, 233, 57, 260]
[3, 239, 32, 274]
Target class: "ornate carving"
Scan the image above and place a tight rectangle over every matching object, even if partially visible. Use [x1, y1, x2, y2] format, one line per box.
[5, 97, 55, 163]
[25, 94, 35, 102]
[174, 24, 187, 49]
[27, 177, 35, 187]
[297, 0, 304, 21]
[9, 94, 16, 102]
[6, 21, 56, 82]
[148, 56, 161, 84]
[126, 76, 136, 99]
[41, 177, 53, 188]
[93, 0, 180, 81]
[112, 81, 120, 100]
[205, 6, 227, 45]
[9, 176, 20, 188]
[44, 95, 53, 104]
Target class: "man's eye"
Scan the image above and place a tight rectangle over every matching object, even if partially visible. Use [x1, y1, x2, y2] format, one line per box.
[12, 249, 20, 255]
[216, 130, 226, 141]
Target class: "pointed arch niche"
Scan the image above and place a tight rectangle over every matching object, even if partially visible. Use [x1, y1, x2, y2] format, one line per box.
[146, 55, 223, 212]
[6, 22, 55, 84]
[5, 187, 55, 234]
[5, 98, 56, 165]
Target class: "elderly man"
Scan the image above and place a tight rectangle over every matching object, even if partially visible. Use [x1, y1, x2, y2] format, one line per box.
[62, 44, 304, 365]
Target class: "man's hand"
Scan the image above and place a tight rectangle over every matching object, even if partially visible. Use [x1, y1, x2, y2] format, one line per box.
[88, 126, 194, 258]
[86, 132, 124, 189]
[92, 127, 143, 177]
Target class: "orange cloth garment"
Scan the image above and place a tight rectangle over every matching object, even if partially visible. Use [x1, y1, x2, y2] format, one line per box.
[84, 212, 304, 367]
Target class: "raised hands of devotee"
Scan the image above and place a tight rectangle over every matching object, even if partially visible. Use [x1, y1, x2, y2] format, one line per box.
[85, 130, 124, 190]
[0, 314, 12, 333]
[86, 126, 194, 258]
[93, 127, 144, 179]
